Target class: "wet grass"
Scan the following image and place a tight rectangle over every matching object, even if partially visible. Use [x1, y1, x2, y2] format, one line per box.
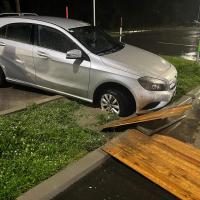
[164, 56, 200, 99]
[0, 99, 106, 200]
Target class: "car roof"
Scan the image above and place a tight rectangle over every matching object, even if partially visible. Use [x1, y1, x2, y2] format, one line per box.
[3, 16, 91, 30]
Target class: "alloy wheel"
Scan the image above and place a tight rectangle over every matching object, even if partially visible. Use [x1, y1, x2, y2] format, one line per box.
[100, 94, 120, 115]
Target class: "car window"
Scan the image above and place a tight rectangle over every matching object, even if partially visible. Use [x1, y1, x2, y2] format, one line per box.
[0, 25, 7, 38]
[69, 26, 124, 55]
[6, 23, 33, 44]
[38, 25, 77, 53]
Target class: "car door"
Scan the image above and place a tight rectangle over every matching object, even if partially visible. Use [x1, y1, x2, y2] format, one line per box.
[33, 24, 91, 98]
[0, 23, 35, 83]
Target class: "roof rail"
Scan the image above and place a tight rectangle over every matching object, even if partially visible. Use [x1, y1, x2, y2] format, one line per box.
[0, 13, 38, 17]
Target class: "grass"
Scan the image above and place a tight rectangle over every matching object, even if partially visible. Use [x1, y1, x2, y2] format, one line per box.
[0, 100, 106, 200]
[164, 56, 200, 99]
[0, 56, 199, 200]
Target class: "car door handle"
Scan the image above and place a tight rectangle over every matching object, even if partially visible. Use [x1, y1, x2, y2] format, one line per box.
[0, 42, 5, 46]
[37, 51, 49, 59]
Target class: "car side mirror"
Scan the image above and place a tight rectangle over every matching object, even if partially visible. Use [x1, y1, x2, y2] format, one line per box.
[66, 49, 82, 59]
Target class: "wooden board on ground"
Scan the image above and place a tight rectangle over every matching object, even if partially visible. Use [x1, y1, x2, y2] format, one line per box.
[103, 130, 200, 200]
[102, 104, 192, 131]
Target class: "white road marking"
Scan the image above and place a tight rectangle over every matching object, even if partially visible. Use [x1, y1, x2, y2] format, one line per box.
[158, 42, 196, 47]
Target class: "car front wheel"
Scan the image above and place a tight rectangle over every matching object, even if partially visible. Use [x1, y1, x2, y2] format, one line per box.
[99, 89, 134, 117]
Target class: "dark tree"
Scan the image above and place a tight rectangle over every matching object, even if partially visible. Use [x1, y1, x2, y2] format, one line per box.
[0, 0, 13, 13]
[1, 0, 200, 29]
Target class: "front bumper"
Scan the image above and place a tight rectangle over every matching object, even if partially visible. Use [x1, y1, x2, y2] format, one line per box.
[134, 85, 176, 114]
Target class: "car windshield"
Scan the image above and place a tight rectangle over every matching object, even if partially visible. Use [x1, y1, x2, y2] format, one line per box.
[68, 26, 124, 55]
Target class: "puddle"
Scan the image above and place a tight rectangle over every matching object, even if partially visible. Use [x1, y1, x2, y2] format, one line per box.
[54, 159, 178, 200]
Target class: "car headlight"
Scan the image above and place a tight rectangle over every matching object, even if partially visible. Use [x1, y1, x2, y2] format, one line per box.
[138, 77, 169, 91]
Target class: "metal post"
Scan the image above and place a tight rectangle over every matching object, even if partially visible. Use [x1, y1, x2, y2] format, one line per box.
[66, 6, 69, 18]
[93, 0, 96, 26]
[15, 0, 21, 13]
[119, 17, 123, 42]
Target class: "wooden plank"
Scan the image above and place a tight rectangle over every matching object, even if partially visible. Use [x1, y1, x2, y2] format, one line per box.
[102, 104, 192, 131]
[102, 130, 200, 200]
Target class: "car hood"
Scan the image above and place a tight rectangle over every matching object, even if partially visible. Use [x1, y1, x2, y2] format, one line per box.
[100, 44, 172, 78]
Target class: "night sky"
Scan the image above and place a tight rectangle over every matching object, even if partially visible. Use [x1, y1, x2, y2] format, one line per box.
[1, 0, 200, 29]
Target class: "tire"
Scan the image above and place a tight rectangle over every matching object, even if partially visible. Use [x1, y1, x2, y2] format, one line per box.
[0, 68, 6, 87]
[99, 88, 134, 117]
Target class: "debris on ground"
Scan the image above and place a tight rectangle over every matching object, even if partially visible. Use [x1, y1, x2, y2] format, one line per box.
[102, 104, 192, 131]
[103, 130, 200, 200]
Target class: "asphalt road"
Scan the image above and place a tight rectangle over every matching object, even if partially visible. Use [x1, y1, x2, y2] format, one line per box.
[55, 159, 178, 200]
[123, 27, 200, 60]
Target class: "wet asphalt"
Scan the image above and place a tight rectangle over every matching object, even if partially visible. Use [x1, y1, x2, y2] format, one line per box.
[123, 27, 200, 60]
[54, 159, 178, 200]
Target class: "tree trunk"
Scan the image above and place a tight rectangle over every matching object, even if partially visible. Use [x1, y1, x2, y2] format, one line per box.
[15, 0, 21, 13]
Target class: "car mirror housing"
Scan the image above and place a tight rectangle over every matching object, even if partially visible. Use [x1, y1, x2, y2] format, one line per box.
[66, 49, 82, 59]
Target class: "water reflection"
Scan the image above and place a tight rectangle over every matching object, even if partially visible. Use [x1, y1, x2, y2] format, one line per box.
[181, 51, 197, 61]
[122, 27, 200, 60]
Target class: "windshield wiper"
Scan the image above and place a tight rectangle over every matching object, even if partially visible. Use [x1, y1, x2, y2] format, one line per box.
[98, 45, 124, 55]
[98, 47, 114, 55]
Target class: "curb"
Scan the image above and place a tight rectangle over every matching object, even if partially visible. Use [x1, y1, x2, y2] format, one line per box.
[0, 95, 63, 116]
[17, 149, 109, 200]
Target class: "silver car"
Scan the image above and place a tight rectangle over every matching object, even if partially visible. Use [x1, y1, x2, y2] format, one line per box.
[0, 16, 177, 116]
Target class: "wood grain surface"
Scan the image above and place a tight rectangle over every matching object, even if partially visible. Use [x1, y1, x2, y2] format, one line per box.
[102, 104, 192, 131]
[103, 130, 200, 200]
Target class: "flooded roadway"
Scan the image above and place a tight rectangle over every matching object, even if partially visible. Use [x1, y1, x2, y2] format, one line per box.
[122, 27, 200, 60]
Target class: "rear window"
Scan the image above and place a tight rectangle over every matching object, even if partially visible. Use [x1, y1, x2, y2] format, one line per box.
[0, 25, 6, 38]
[6, 23, 33, 44]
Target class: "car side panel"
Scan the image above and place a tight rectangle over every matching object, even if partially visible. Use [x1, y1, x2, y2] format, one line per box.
[33, 46, 91, 98]
[0, 39, 35, 83]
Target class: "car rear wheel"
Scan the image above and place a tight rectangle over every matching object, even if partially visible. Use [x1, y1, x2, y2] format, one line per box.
[99, 89, 134, 117]
[0, 68, 6, 87]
